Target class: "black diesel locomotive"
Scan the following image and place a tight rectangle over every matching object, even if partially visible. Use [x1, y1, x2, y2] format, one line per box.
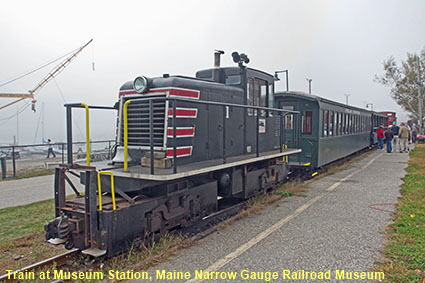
[44, 52, 300, 256]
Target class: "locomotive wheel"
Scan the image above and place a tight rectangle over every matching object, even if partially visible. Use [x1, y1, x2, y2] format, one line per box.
[65, 239, 74, 250]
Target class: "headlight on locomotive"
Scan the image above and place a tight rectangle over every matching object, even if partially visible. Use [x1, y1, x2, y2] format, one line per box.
[133, 76, 150, 93]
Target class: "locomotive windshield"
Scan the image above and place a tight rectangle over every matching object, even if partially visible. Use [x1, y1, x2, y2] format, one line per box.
[225, 74, 241, 85]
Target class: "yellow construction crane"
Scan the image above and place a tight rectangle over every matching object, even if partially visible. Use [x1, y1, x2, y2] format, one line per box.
[0, 39, 93, 111]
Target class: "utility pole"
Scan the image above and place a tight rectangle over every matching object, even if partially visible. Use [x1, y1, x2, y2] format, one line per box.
[366, 103, 374, 111]
[344, 93, 350, 105]
[417, 57, 423, 134]
[306, 78, 312, 94]
[274, 70, 289, 91]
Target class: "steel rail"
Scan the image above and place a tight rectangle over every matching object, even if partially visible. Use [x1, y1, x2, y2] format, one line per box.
[0, 249, 80, 282]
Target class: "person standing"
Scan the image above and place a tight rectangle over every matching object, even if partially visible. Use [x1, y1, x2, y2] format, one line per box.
[391, 121, 400, 152]
[46, 139, 56, 158]
[411, 123, 418, 143]
[398, 123, 409, 153]
[376, 124, 384, 150]
[385, 126, 394, 153]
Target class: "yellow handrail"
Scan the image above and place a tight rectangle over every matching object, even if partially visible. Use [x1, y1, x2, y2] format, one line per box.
[123, 100, 131, 171]
[97, 171, 116, 210]
[282, 144, 289, 162]
[81, 103, 90, 166]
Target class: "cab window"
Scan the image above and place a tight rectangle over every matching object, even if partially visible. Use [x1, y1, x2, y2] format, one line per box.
[247, 78, 268, 116]
[225, 75, 241, 85]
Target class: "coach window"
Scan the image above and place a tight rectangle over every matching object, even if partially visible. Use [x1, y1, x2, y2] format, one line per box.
[302, 111, 313, 135]
[338, 112, 342, 135]
[349, 115, 353, 134]
[282, 106, 294, 130]
[345, 114, 349, 134]
[356, 115, 359, 133]
[328, 111, 334, 136]
[363, 116, 367, 132]
[357, 115, 360, 133]
[353, 115, 356, 133]
[323, 110, 328, 137]
[334, 112, 338, 136]
[363, 116, 369, 132]
[346, 115, 350, 134]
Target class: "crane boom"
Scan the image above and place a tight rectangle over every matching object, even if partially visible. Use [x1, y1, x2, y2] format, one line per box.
[0, 93, 33, 98]
[0, 96, 30, 110]
[30, 39, 93, 94]
[0, 39, 93, 111]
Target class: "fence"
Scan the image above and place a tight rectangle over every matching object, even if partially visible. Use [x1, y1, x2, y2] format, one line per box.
[0, 139, 115, 179]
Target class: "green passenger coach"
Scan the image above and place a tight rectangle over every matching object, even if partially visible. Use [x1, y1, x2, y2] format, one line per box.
[274, 91, 387, 173]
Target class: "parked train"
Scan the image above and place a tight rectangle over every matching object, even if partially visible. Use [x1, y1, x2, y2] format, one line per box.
[44, 52, 389, 257]
[379, 111, 397, 126]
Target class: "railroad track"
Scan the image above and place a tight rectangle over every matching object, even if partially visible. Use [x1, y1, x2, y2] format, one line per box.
[0, 249, 80, 282]
[0, 200, 247, 283]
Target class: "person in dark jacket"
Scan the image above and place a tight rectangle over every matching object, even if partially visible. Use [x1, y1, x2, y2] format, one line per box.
[385, 126, 394, 153]
[391, 121, 400, 152]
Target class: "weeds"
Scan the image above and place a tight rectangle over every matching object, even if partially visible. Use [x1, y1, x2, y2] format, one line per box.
[374, 144, 425, 283]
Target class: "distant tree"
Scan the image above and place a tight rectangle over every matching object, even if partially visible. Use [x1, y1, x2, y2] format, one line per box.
[375, 48, 425, 128]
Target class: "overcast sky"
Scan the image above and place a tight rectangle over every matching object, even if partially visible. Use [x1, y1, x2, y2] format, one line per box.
[1, 0, 424, 144]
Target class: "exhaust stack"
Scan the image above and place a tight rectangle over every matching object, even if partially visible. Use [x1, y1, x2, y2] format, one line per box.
[214, 50, 225, 67]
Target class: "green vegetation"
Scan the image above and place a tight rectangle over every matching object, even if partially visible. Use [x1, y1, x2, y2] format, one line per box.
[0, 199, 54, 241]
[1, 168, 54, 181]
[106, 233, 190, 272]
[0, 199, 65, 274]
[375, 144, 425, 282]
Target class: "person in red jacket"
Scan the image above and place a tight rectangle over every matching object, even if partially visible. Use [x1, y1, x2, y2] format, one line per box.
[376, 124, 384, 150]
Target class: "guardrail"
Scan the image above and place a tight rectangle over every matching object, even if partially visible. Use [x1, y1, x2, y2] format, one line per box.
[0, 139, 115, 179]
[62, 98, 299, 176]
[121, 96, 299, 174]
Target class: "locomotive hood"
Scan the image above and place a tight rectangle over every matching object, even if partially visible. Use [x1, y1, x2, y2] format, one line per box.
[118, 74, 241, 98]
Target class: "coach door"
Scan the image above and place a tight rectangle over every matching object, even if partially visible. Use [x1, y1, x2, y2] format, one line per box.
[280, 103, 300, 149]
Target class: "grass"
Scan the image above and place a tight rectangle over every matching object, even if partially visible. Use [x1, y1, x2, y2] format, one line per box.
[106, 233, 191, 273]
[0, 199, 54, 241]
[0, 199, 65, 274]
[374, 144, 425, 283]
[1, 168, 54, 181]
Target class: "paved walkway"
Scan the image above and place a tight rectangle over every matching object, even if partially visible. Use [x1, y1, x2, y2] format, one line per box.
[0, 173, 82, 209]
[127, 150, 409, 283]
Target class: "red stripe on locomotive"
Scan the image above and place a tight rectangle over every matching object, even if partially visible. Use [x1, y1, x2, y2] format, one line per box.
[167, 127, 195, 138]
[168, 88, 199, 99]
[168, 108, 198, 118]
[119, 87, 199, 99]
[166, 146, 193, 157]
